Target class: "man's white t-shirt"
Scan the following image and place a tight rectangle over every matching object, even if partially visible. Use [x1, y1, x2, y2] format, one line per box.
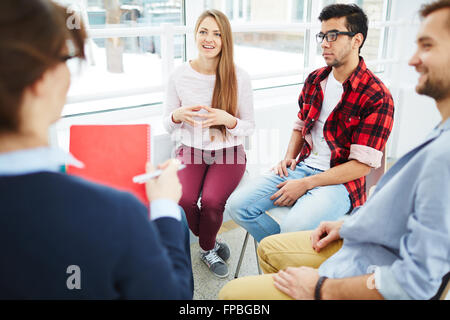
[303, 70, 343, 171]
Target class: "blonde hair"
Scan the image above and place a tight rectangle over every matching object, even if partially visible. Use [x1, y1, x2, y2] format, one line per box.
[194, 10, 238, 140]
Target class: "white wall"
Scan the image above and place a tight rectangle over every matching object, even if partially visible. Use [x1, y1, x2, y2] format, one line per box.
[382, 0, 442, 160]
[387, 86, 441, 159]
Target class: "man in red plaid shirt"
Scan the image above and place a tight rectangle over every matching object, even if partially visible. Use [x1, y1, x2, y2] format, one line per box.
[228, 3, 394, 242]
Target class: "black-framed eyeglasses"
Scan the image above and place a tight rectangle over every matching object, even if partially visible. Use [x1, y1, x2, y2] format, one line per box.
[59, 55, 76, 63]
[316, 30, 357, 44]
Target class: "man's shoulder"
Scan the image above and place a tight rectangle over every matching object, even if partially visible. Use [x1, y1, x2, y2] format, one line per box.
[305, 65, 329, 84]
[403, 129, 450, 180]
[26, 172, 147, 214]
[359, 67, 393, 101]
[61, 172, 138, 194]
[425, 129, 450, 162]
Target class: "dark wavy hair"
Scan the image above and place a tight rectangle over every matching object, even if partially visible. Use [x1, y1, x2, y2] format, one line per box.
[318, 4, 368, 54]
[0, 0, 87, 133]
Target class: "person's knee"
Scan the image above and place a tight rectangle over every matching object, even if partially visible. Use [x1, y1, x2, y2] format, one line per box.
[280, 215, 316, 234]
[257, 237, 269, 262]
[179, 194, 199, 210]
[218, 278, 253, 300]
[257, 234, 281, 265]
[225, 191, 247, 222]
[200, 209, 223, 228]
[218, 280, 235, 300]
[201, 196, 225, 213]
[219, 274, 288, 300]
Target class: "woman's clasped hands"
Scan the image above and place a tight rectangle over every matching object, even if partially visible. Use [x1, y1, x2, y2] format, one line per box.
[172, 105, 237, 129]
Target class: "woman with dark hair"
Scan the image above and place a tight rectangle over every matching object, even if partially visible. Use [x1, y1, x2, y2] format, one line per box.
[0, 0, 192, 299]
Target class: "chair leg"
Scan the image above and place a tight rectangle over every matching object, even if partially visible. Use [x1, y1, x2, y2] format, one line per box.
[254, 238, 262, 275]
[234, 231, 250, 278]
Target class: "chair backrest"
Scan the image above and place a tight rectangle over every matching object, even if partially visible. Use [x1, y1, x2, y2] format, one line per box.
[440, 278, 450, 300]
[431, 272, 450, 300]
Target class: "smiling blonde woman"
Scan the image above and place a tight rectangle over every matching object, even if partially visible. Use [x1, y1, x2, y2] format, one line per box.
[163, 10, 255, 278]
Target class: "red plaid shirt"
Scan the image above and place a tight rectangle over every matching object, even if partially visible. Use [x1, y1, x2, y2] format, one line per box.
[296, 57, 394, 209]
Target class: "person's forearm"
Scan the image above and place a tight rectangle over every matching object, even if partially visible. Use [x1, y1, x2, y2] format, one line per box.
[171, 111, 182, 124]
[321, 274, 384, 300]
[285, 130, 305, 160]
[224, 115, 238, 129]
[305, 160, 371, 189]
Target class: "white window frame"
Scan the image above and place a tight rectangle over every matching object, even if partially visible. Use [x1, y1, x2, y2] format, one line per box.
[63, 0, 409, 117]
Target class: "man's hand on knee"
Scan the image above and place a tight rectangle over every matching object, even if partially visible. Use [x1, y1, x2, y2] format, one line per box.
[270, 178, 313, 207]
[310, 221, 344, 252]
[272, 159, 297, 177]
[272, 266, 319, 300]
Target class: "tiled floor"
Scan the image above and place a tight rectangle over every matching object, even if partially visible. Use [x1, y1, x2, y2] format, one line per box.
[190, 226, 261, 300]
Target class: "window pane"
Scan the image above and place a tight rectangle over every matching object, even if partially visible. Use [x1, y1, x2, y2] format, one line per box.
[357, 0, 384, 21]
[313, 0, 385, 70]
[83, 0, 183, 26]
[205, 0, 304, 23]
[358, 0, 385, 71]
[67, 35, 184, 96]
[292, 0, 305, 22]
[360, 27, 381, 62]
[202, 1, 305, 89]
[60, 0, 184, 115]
[322, 0, 384, 21]
[233, 31, 305, 89]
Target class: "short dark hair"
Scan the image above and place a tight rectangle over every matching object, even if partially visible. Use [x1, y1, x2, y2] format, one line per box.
[0, 0, 86, 133]
[318, 4, 368, 53]
[419, 0, 450, 30]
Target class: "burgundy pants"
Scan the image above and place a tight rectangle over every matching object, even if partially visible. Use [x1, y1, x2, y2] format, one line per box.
[176, 144, 246, 251]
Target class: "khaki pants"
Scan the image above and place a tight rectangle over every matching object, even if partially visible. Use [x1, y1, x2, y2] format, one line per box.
[219, 230, 343, 300]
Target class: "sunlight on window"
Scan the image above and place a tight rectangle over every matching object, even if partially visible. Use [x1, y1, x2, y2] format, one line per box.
[57, 0, 389, 115]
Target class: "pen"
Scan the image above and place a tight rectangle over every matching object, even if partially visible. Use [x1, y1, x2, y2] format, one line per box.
[132, 164, 186, 184]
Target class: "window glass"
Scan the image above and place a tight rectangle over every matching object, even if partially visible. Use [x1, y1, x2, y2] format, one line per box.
[358, 0, 385, 64]
[323, 0, 385, 21]
[56, 0, 389, 115]
[204, 0, 305, 23]
[202, 0, 306, 89]
[356, 0, 384, 21]
[312, 0, 385, 69]
[233, 31, 305, 89]
[57, 0, 184, 115]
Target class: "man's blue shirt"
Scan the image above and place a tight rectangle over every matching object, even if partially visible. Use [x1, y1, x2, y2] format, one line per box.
[319, 118, 450, 299]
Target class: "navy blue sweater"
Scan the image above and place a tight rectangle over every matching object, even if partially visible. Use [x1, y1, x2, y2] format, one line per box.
[0, 172, 192, 299]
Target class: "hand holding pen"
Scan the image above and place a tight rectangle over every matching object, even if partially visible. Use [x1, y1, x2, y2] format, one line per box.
[142, 159, 184, 203]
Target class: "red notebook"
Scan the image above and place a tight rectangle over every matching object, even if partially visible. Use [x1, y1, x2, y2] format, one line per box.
[67, 124, 151, 207]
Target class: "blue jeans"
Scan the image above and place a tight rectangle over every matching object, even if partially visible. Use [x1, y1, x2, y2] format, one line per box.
[227, 162, 351, 242]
